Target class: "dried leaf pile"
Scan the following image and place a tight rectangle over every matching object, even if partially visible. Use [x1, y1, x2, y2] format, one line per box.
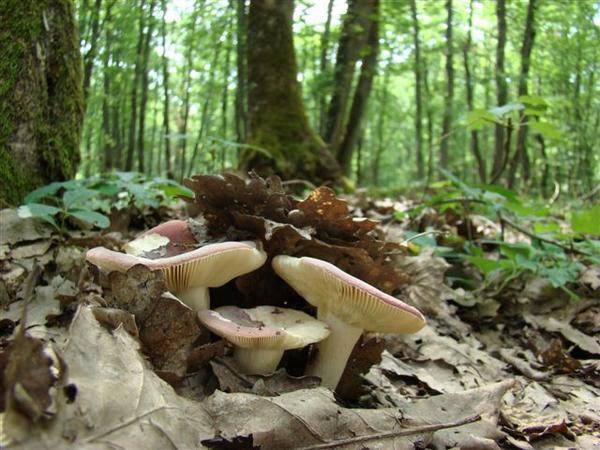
[0, 173, 598, 449]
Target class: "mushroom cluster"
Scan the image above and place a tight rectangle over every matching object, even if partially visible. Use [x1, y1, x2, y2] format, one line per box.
[86, 219, 426, 391]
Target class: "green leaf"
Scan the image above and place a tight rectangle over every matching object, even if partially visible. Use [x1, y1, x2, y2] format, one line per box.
[24, 182, 64, 203]
[518, 95, 548, 107]
[533, 222, 561, 234]
[571, 205, 600, 236]
[490, 103, 525, 117]
[529, 121, 562, 140]
[68, 209, 110, 228]
[18, 203, 62, 218]
[464, 256, 514, 275]
[466, 109, 498, 129]
[63, 188, 99, 210]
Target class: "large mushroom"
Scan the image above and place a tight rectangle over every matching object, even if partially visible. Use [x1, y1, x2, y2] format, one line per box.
[272, 255, 426, 390]
[197, 305, 330, 374]
[86, 220, 267, 310]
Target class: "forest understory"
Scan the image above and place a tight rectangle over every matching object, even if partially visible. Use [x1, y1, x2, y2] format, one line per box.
[0, 172, 598, 450]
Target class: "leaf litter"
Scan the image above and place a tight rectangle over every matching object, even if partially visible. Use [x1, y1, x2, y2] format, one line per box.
[0, 172, 598, 449]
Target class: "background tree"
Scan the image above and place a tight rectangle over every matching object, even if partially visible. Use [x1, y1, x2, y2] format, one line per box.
[0, 0, 83, 205]
[240, 0, 339, 183]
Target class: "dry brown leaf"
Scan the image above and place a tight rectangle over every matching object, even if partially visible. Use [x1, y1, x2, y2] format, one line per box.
[523, 313, 600, 355]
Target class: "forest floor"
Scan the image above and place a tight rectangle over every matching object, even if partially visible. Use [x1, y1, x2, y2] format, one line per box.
[0, 173, 598, 449]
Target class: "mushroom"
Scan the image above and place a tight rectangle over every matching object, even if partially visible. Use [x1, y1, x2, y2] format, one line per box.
[86, 220, 267, 310]
[272, 255, 426, 390]
[197, 305, 330, 374]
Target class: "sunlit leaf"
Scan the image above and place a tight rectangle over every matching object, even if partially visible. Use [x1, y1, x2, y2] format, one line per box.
[571, 205, 600, 235]
[68, 209, 111, 228]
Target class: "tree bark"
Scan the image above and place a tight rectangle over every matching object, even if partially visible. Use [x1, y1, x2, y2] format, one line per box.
[136, 0, 157, 173]
[159, 0, 172, 178]
[508, 0, 537, 188]
[234, 0, 248, 144]
[317, 0, 335, 136]
[463, 0, 485, 182]
[0, 0, 84, 205]
[240, 0, 339, 183]
[410, 0, 424, 179]
[323, 0, 373, 155]
[439, 0, 454, 170]
[82, 0, 102, 101]
[491, 0, 508, 180]
[101, 1, 114, 170]
[177, 9, 199, 180]
[337, 0, 379, 175]
[125, 0, 146, 171]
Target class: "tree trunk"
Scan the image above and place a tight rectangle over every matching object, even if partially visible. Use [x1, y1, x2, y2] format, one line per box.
[177, 10, 199, 180]
[463, 0, 485, 182]
[491, 0, 508, 180]
[125, 0, 147, 171]
[317, 0, 335, 136]
[439, 0, 454, 170]
[0, 0, 84, 206]
[82, 0, 102, 101]
[410, 0, 424, 179]
[337, 0, 379, 175]
[508, 0, 537, 188]
[160, 0, 173, 178]
[101, 1, 114, 170]
[323, 0, 373, 155]
[234, 0, 248, 144]
[240, 0, 339, 183]
[136, 0, 157, 173]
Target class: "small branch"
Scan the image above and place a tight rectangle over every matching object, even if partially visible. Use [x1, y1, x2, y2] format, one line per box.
[490, 118, 513, 184]
[296, 414, 481, 450]
[498, 213, 591, 257]
[578, 183, 600, 202]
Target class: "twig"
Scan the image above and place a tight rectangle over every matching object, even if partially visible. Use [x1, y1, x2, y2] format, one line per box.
[578, 183, 600, 202]
[548, 181, 560, 205]
[282, 179, 317, 190]
[498, 212, 591, 257]
[296, 414, 481, 450]
[401, 230, 444, 245]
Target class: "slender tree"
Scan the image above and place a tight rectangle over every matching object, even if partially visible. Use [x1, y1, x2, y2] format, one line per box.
[410, 0, 424, 178]
[323, 0, 374, 155]
[101, 1, 114, 170]
[337, 0, 380, 174]
[439, 0, 454, 170]
[463, 0, 485, 181]
[491, 0, 508, 180]
[159, 0, 172, 178]
[234, 0, 247, 144]
[125, 0, 147, 171]
[317, 0, 335, 135]
[82, 0, 103, 101]
[508, 0, 537, 188]
[136, 0, 157, 173]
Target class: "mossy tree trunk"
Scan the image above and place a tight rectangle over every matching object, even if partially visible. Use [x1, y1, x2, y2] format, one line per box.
[0, 0, 84, 206]
[240, 0, 340, 184]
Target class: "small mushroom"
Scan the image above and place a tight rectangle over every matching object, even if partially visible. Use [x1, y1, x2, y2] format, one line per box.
[86, 220, 267, 310]
[197, 305, 330, 374]
[272, 255, 426, 390]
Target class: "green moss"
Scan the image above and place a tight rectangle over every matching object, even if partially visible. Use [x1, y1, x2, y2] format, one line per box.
[0, 0, 83, 205]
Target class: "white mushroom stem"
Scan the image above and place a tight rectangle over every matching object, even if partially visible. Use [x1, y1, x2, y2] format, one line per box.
[175, 287, 210, 311]
[305, 310, 363, 390]
[233, 348, 285, 374]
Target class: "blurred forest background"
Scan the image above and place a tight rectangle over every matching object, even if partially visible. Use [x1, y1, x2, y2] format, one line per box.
[75, 0, 599, 195]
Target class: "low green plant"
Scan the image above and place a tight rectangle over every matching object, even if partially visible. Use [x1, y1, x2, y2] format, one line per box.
[17, 172, 193, 233]
[395, 169, 599, 300]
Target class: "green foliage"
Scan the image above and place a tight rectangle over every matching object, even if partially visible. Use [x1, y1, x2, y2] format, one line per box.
[18, 172, 192, 233]
[398, 171, 598, 299]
